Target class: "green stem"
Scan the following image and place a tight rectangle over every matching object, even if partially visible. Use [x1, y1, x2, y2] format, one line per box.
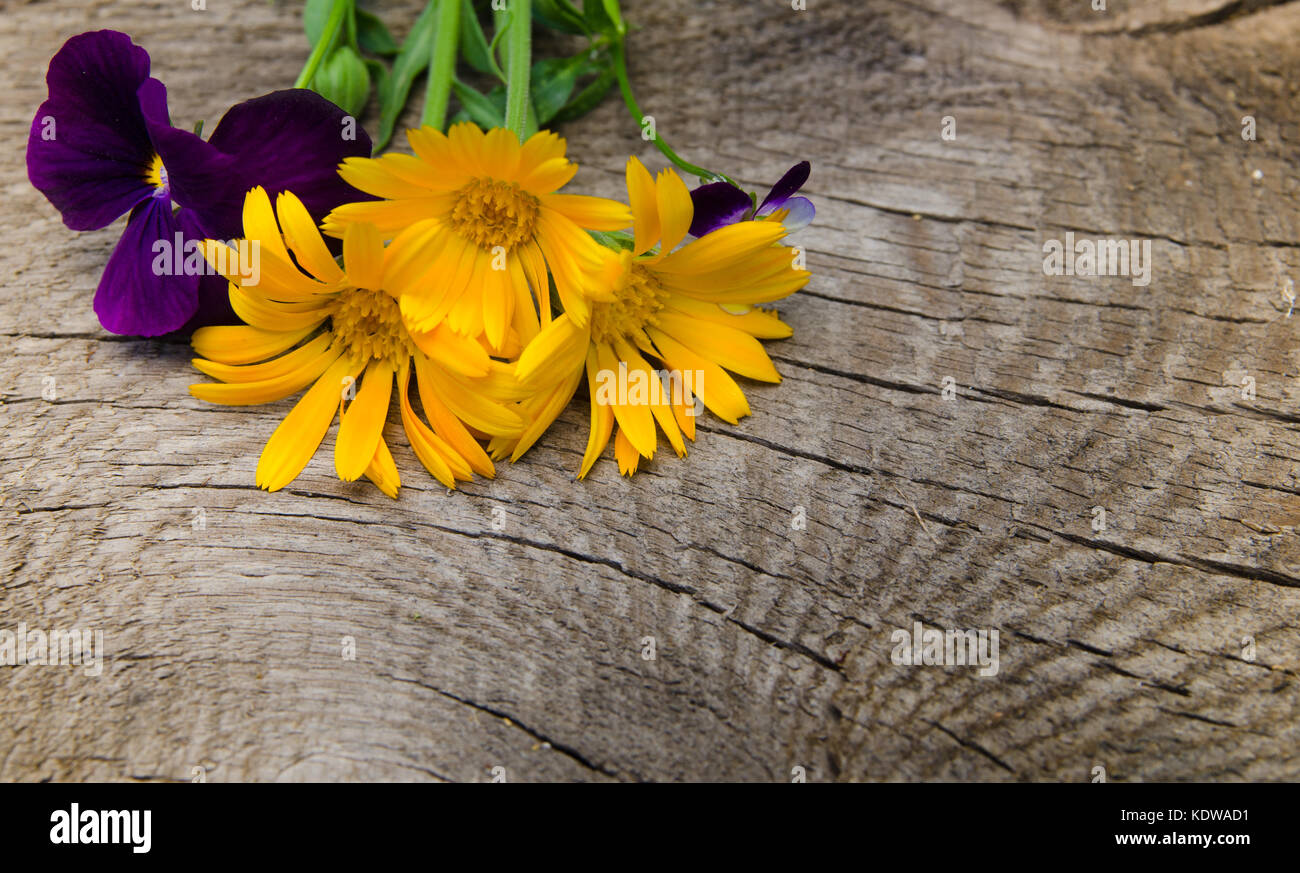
[295, 0, 351, 89]
[422, 0, 461, 130]
[502, 0, 532, 140]
[610, 38, 736, 186]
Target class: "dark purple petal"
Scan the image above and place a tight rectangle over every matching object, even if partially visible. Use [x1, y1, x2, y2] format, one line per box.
[135, 75, 170, 127]
[94, 197, 198, 336]
[191, 89, 374, 236]
[774, 195, 814, 231]
[175, 209, 238, 332]
[756, 161, 810, 215]
[27, 30, 158, 231]
[688, 181, 753, 237]
[143, 84, 239, 238]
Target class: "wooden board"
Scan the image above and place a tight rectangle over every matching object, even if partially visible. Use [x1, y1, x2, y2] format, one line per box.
[1, 0, 1297, 781]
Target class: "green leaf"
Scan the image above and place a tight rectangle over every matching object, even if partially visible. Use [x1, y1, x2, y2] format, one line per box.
[459, 0, 501, 77]
[304, 0, 334, 46]
[534, 0, 589, 35]
[451, 79, 505, 129]
[531, 54, 597, 125]
[589, 229, 633, 251]
[550, 61, 615, 124]
[600, 0, 626, 36]
[374, 0, 441, 151]
[356, 9, 399, 55]
[314, 45, 371, 118]
[364, 58, 390, 102]
[583, 0, 617, 35]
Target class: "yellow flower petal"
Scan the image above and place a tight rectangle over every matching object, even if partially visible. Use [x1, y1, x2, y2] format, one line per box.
[596, 342, 656, 458]
[653, 310, 782, 382]
[189, 340, 342, 406]
[663, 294, 793, 338]
[241, 186, 290, 263]
[654, 169, 693, 254]
[276, 191, 345, 283]
[363, 435, 401, 498]
[578, 348, 616, 478]
[516, 312, 590, 387]
[256, 354, 362, 491]
[413, 353, 495, 478]
[646, 327, 751, 424]
[335, 358, 394, 482]
[192, 332, 334, 384]
[541, 194, 632, 232]
[626, 156, 661, 256]
[614, 429, 641, 476]
[191, 323, 319, 366]
[343, 222, 385, 291]
[397, 362, 460, 489]
[654, 220, 788, 275]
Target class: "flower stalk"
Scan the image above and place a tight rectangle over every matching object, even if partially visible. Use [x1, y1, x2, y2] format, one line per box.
[502, 0, 532, 141]
[295, 0, 352, 89]
[609, 36, 737, 188]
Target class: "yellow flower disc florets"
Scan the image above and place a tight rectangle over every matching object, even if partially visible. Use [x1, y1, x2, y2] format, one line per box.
[590, 258, 668, 345]
[447, 177, 540, 250]
[330, 286, 416, 369]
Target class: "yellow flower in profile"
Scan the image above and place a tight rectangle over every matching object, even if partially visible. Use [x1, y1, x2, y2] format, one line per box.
[190, 187, 525, 497]
[323, 122, 631, 352]
[498, 157, 811, 477]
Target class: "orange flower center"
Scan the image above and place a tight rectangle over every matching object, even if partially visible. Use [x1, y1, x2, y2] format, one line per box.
[590, 254, 667, 345]
[447, 177, 540, 250]
[330, 286, 416, 370]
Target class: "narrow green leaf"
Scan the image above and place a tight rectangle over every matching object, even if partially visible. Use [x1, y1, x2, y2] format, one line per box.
[451, 79, 505, 129]
[600, 0, 626, 36]
[374, 0, 440, 151]
[304, 0, 334, 47]
[530, 54, 594, 124]
[459, 0, 500, 77]
[550, 62, 615, 124]
[534, 0, 589, 34]
[589, 229, 633, 251]
[583, 0, 616, 35]
[356, 9, 399, 55]
[364, 58, 390, 102]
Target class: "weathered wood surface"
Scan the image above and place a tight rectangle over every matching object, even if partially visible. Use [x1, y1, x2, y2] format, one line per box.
[2, 0, 1298, 782]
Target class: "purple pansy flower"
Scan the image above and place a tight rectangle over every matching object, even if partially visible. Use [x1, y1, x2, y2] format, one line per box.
[688, 161, 815, 238]
[27, 30, 372, 336]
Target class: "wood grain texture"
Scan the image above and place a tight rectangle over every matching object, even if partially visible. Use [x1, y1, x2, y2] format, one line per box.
[2, 0, 1298, 782]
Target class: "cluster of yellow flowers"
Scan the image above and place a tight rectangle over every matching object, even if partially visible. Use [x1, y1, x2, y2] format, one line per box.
[191, 123, 810, 497]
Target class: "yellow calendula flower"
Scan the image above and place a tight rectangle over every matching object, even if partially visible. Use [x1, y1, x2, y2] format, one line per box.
[323, 122, 631, 352]
[190, 187, 525, 497]
[498, 157, 811, 477]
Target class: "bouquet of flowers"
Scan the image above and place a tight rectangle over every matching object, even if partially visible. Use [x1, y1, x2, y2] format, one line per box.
[27, 0, 812, 496]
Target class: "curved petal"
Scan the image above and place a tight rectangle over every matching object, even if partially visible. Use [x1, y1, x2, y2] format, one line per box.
[769, 195, 815, 231]
[687, 181, 752, 238]
[177, 208, 237, 332]
[626, 156, 661, 257]
[577, 347, 616, 478]
[655, 169, 694, 254]
[256, 354, 362, 491]
[27, 30, 157, 230]
[335, 358, 394, 482]
[363, 435, 401, 498]
[756, 161, 810, 213]
[193, 89, 375, 238]
[94, 197, 198, 336]
[141, 80, 237, 237]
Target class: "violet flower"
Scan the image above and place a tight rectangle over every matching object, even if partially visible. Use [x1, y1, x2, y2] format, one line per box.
[27, 30, 372, 336]
[688, 161, 815, 238]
